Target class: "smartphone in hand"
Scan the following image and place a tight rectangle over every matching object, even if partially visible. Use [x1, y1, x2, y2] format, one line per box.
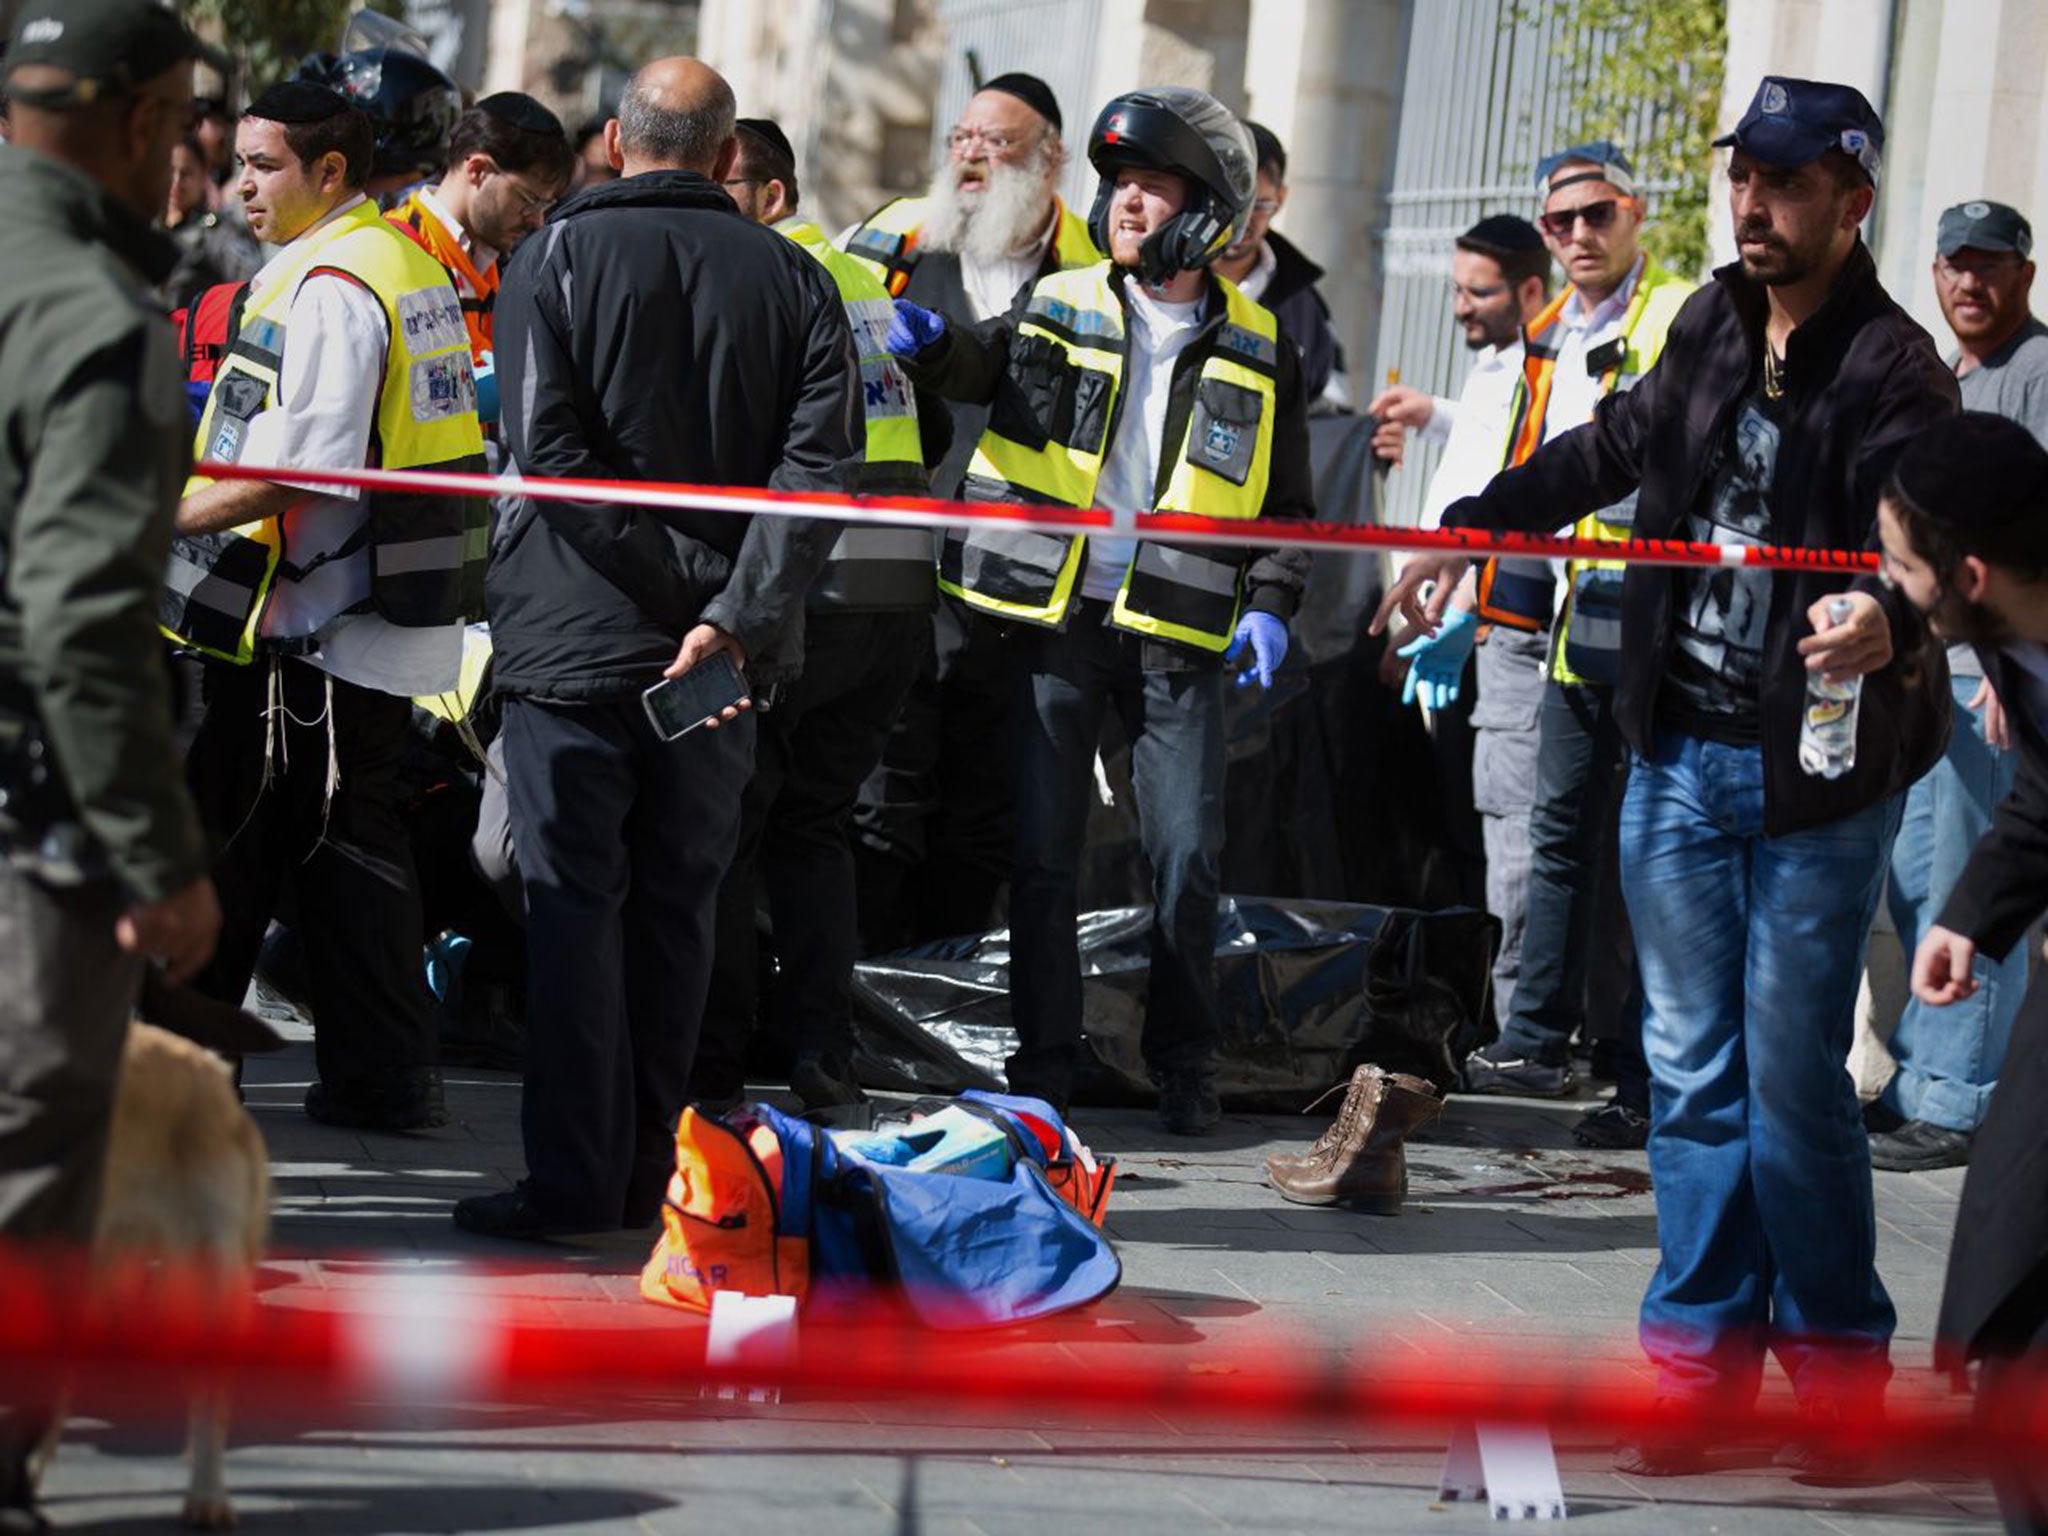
[642, 651, 748, 741]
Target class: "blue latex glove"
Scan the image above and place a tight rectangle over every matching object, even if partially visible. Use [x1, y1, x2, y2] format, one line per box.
[185, 379, 212, 427]
[1225, 611, 1289, 690]
[1396, 605, 1478, 711]
[473, 350, 500, 424]
[885, 298, 947, 358]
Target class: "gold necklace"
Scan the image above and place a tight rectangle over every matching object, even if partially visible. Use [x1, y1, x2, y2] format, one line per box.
[1762, 344, 1786, 401]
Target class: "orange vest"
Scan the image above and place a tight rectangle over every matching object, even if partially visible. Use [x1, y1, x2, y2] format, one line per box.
[388, 191, 498, 363]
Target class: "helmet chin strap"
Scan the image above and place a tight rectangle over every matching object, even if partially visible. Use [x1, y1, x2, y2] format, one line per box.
[1134, 228, 1189, 288]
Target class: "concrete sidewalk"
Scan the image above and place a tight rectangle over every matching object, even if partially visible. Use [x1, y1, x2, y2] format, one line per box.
[35, 1009, 1996, 1535]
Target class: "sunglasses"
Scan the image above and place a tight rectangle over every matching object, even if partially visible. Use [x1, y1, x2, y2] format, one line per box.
[1538, 199, 1621, 239]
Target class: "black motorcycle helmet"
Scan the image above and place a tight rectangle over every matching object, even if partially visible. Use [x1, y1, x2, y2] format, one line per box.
[1085, 87, 1256, 287]
[298, 14, 460, 182]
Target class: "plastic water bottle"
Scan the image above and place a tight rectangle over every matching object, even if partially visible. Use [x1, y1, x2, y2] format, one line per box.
[1799, 597, 1862, 779]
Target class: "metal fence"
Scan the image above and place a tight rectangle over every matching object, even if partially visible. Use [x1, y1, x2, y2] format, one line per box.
[1371, 0, 1683, 527]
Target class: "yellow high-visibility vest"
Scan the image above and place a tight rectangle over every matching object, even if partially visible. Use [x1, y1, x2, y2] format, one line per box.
[777, 215, 933, 610]
[164, 198, 486, 665]
[939, 262, 1281, 653]
[1476, 257, 1693, 685]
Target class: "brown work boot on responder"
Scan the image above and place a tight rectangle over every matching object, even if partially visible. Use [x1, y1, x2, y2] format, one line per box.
[1264, 1064, 1443, 1213]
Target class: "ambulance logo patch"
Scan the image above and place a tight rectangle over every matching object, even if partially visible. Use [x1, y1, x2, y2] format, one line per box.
[1203, 418, 1241, 465]
[410, 354, 477, 422]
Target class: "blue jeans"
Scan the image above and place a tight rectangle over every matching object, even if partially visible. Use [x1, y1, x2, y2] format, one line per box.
[1006, 604, 1226, 1104]
[1883, 675, 2023, 1133]
[1621, 729, 1902, 1405]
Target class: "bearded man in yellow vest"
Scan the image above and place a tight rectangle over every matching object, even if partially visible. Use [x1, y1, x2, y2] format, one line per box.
[842, 73, 1100, 961]
[171, 82, 485, 1132]
[1443, 142, 1694, 1153]
[695, 117, 933, 1113]
[885, 87, 1314, 1133]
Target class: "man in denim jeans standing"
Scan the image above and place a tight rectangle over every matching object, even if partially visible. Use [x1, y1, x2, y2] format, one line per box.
[1377, 77, 1956, 1469]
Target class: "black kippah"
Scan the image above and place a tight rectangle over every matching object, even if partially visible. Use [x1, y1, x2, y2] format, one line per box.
[246, 80, 352, 126]
[1893, 412, 2048, 533]
[477, 91, 565, 139]
[1462, 213, 1546, 252]
[979, 72, 1062, 133]
[735, 117, 796, 167]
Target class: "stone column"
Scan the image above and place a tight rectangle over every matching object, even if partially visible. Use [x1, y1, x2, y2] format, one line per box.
[1241, 0, 1408, 405]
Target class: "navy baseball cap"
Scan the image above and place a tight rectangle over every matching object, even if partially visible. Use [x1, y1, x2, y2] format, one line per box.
[1714, 76, 1883, 183]
[1534, 140, 1637, 197]
[1937, 200, 2032, 260]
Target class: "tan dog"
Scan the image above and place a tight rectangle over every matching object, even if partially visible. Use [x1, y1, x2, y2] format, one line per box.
[29, 1021, 270, 1528]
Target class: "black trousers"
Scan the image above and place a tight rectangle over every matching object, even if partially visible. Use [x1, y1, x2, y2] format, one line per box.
[500, 693, 753, 1225]
[1495, 678, 1649, 1108]
[851, 603, 1016, 953]
[185, 656, 438, 1090]
[698, 610, 928, 1094]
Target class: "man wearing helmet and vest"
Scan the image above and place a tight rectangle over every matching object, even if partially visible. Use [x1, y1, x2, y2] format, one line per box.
[168, 82, 485, 1133]
[885, 87, 1313, 1134]
[695, 117, 932, 1114]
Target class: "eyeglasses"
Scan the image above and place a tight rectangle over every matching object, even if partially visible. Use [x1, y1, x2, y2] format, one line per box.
[1538, 199, 1620, 239]
[493, 168, 557, 218]
[946, 127, 1031, 155]
[1448, 279, 1507, 301]
[720, 177, 764, 190]
[1249, 198, 1281, 215]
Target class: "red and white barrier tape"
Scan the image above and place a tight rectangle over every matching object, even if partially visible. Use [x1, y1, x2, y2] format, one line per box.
[194, 459, 1883, 575]
[0, 1249, 2028, 1467]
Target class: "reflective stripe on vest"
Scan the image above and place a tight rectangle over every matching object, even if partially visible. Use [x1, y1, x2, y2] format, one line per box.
[778, 217, 933, 611]
[939, 263, 1280, 652]
[163, 200, 487, 664]
[840, 195, 1100, 298]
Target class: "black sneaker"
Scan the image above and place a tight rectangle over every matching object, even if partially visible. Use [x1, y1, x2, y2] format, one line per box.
[1461, 1046, 1578, 1099]
[305, 1068, 448, 1132]
[1573, 1101, 1650, 1150]
[453, 1184, 608, 1241]
[1861, 1098, 1906, 1135]
[1155, 1068, 1222, 1136]
[1868, 1119, 1972, 1172]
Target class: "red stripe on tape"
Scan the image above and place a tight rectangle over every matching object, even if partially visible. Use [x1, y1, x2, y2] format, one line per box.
[193, 459, 1882, 575]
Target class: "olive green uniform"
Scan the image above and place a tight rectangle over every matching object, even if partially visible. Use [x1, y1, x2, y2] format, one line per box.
[0, 145, 209, 1243]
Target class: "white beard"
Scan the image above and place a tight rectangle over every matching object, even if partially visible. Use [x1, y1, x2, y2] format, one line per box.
[921, 157, 1056, 267]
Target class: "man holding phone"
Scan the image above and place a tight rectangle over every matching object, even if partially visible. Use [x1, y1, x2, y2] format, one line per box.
[456, 58, 857, 1240]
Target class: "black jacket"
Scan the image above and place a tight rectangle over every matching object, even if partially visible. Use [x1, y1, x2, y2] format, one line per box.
[1935, 648, 2048, 1368]
[903, 261, 1314, 648]
[1256, 231, 1342, 405]
[897, 242, 1067, 498]
[1443, 241, 1957, 835]
[489, 170, 859, 701]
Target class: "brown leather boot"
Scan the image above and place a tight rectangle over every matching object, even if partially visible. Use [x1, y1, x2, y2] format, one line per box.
[1264, 1065, 1442, 1213]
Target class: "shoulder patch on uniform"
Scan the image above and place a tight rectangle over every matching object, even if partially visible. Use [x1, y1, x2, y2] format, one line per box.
[410, 353, 477, 423]
[397, 288, 468, 356]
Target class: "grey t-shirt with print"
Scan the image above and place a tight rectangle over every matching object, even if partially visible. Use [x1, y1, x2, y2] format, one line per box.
[1948, 317, 2048, 680]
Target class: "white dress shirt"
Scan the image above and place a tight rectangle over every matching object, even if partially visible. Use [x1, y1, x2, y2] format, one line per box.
[1419, 341, 1525, 529]
[1080, 283, 1206, 601]
[240, 196, 462, 696]
[1543, 253, 1643, 446]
